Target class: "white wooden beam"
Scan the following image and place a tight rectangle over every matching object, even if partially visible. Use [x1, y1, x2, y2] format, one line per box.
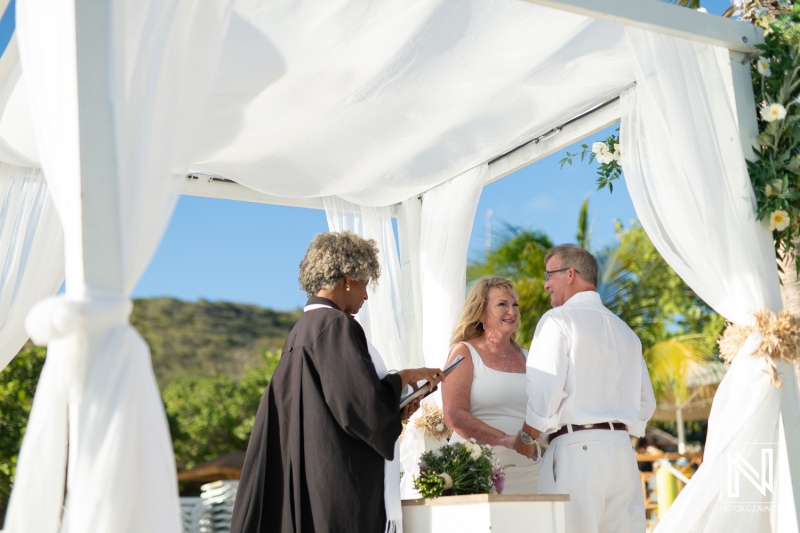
[76, 0, 124, 291]
[183, 175, 325, 210]
[520, 0, 763, 53]
[183, 174, 401, 216]
[486, 92, 624, 185]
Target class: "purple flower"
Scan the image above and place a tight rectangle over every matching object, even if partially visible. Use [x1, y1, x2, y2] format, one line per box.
[494, 473, 505, 494]
[491, 466, 506, 494]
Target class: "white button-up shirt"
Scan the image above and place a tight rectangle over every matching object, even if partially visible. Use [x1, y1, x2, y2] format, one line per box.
[525, 291, 656, 438]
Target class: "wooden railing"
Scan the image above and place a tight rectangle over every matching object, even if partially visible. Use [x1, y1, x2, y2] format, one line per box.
[636, 452, 702, 521]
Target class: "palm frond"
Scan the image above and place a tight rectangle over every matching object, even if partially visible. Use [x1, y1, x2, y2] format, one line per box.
[644, 335, 710, 404]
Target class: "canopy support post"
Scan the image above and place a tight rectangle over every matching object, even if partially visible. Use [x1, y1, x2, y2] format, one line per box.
[724, 48, 800, 528]
[675, 407, 686, 454]
[75, 0, 123, 292]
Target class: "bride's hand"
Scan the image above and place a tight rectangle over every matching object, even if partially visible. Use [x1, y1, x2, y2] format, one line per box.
[500, 434, 517, 450]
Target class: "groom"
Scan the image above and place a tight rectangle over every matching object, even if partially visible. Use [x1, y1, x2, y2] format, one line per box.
[513, 244, 656, 533]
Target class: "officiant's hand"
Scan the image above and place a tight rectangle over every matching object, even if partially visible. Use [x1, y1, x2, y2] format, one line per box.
[396, 367, 445, 391]
[401, 398, 422, 420]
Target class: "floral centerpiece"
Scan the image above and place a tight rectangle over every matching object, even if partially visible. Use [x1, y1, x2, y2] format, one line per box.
[412, 440, 507, 498]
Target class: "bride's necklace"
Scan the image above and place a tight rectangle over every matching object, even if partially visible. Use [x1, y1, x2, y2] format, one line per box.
[485, 343, 512, 359]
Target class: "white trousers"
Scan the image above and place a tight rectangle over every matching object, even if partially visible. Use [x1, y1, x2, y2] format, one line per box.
[538, 429, 645, 533]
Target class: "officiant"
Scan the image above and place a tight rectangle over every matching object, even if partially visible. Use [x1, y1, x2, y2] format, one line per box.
[231, 231, 444, 533]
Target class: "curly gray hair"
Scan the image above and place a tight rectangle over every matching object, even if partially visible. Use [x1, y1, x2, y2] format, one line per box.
[298, 231, 381, 296]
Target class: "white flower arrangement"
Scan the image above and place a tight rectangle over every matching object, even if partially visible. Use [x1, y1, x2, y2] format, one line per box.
[760, 102, 787, 123]
[757, 57, 772, 77]
[770, 210, 790, 232]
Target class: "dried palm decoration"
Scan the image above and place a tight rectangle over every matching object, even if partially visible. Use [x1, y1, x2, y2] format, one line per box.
[413, 404, 453, 441]
[718, 309, 800, 387]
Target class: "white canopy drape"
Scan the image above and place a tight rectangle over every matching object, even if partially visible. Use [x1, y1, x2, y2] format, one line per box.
[5, 1, 234, 531]
[324, 196, 408, 373]
[620, 29, 796, 531]
[0, 164, 63, 371]
[398, 165, 486, 498]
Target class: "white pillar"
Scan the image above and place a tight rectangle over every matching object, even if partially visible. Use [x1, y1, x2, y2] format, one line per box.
[675, 407, 686, 455]
[75, 0, 123, 292]
[777, 361, 800, 531]
[726, 49, 800, 529]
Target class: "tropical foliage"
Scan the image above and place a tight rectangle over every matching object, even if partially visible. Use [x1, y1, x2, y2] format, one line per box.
[597, 222, 725, 401]
[0, 346, 46, 523]
[164, 349, 280, 472]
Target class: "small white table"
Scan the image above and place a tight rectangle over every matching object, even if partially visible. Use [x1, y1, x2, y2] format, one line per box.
[402, 493, 569, 533]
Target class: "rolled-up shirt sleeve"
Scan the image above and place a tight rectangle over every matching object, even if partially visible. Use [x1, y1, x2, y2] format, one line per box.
[629, 356, 657, 437]
[526, 315, 569, 432]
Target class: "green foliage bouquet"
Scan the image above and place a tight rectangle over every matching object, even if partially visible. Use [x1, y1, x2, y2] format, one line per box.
[559, 132, 623, 193]
[413, 440, 506, 499]
[748, 3, 800, 267]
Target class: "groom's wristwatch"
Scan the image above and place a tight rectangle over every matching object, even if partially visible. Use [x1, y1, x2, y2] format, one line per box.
[519, 429, 535, 445]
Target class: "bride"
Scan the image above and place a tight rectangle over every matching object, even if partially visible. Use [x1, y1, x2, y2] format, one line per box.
[442, 277, 541, 494]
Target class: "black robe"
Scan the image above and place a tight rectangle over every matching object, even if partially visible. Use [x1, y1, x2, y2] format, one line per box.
[230, 296, 403, 533]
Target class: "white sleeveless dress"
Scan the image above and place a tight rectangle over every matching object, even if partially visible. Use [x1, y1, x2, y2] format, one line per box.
[449, 341, 541, 494]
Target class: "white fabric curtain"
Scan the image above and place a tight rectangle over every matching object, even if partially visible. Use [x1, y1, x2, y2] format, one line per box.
[620, 29, 794, 531]
[5, 2, 234, 532]
[398, 164, 486, 498]
[0, 164, 63, 371]
[324, 196, 407, 372]
[323, 196, 409, 532]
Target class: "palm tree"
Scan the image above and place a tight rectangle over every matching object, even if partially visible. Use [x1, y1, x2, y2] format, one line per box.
[595, 222, 722, 403]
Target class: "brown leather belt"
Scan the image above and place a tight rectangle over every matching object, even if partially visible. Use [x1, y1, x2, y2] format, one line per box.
[550, 422, 628, 442]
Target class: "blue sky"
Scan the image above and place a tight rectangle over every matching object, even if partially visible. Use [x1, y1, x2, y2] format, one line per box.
[0, 0, 735, 311]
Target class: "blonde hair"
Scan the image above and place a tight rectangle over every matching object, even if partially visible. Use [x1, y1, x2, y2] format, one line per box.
[298, 231, 381, 296]
[545, 244, 599, 286]
[451, 278, 520, 345]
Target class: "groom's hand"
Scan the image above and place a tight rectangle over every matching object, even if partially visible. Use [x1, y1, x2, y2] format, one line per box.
[512, 423, 542, 459]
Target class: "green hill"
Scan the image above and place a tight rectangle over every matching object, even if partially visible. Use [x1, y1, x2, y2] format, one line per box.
[130, 298, 301, 387]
